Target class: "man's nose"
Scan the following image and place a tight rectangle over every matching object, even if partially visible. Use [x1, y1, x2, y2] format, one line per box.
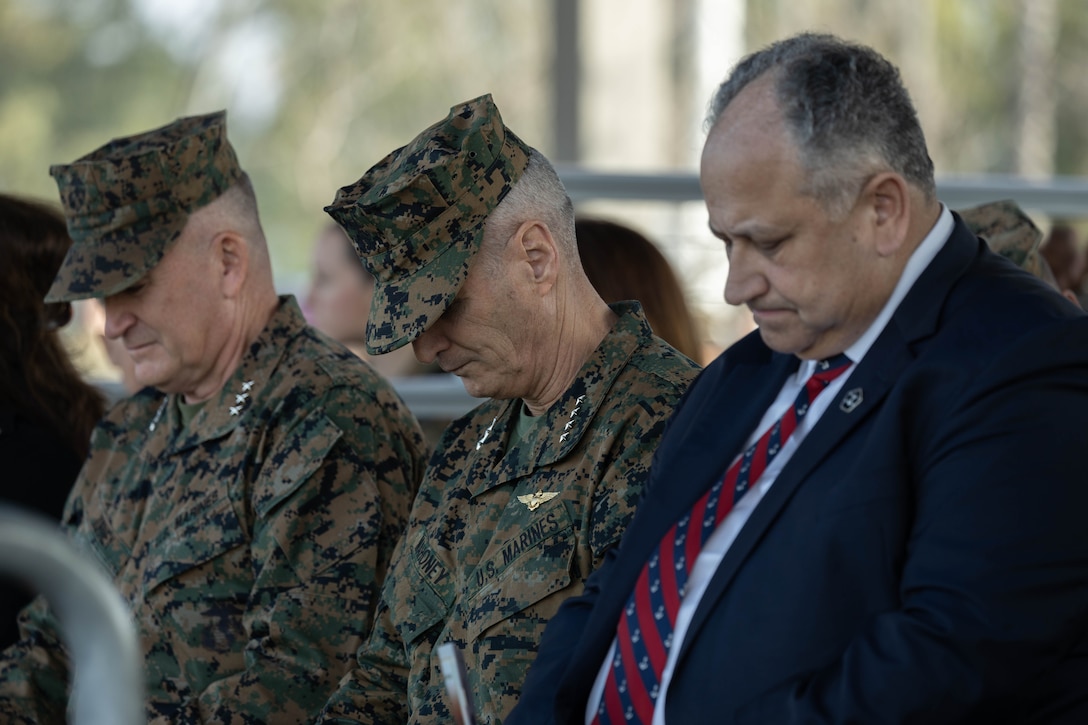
[102, 297, 135, 341]
[723, 243, 769, 307]
[411, 325, 447, 365]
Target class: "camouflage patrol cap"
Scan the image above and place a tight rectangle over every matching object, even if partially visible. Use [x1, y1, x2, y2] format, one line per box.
[958, 199, 1046, 278]
[325, 94, 532, 354]
[45, 110, 244, 302]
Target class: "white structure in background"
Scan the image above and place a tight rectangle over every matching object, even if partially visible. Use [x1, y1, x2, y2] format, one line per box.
[578, 0, 750, 352]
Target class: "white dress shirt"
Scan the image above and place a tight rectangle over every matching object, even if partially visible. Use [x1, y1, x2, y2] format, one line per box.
[585, 205, 955, 725]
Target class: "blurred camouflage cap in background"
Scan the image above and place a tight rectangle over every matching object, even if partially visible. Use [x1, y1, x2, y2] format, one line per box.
[958, 199, 1048, 280]
[325, 93, 532, 354]
[45, 110, 244, 302]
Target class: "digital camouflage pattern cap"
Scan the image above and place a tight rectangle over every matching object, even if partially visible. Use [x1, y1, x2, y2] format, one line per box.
[325, 94, 532, 354]
[45, 110, 244, 302]
[958, 199, 1047, 279]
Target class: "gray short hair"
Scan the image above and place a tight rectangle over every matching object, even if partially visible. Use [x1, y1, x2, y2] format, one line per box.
[482, 149, 577, 265]
[707, 33, 936, 216]
[190, 173, 266, 244]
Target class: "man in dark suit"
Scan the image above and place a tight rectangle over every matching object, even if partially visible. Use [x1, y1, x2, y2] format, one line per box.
[508, 33, 1088, 725]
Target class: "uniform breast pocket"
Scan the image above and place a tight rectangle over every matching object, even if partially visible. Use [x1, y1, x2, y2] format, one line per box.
[140, 495, 247, 594]
[393, 534, 457, 645]
[463, 504, 576, 642]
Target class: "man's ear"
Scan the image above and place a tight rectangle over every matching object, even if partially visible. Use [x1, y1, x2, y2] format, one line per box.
[865, 172, 911, 257]
[215, 231, 249, 298]
[515, 220, 560, 295]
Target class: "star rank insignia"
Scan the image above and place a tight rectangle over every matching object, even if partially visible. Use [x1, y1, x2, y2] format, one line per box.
[228, 380, 256, 417]
[558, 393, 586, 443]
[476, 416, 498, 451]
[517, 490, 559, 511]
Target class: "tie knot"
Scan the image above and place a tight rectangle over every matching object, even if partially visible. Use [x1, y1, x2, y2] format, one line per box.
[811, 353, 852, 385]
[817, 353, 851, 371]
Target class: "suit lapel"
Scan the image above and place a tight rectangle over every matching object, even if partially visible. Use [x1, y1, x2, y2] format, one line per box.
[573, 344, 799, 686]
[656, 352, 798, 521]
[678, 214, 981, 658]
[678, 326, 912, 658]
[571, 342, 775, 613]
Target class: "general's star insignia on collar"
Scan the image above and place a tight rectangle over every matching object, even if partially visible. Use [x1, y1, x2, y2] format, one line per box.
[558, 395, 585, 443]
[517, 490, 559, 511]
[229, 380, 256, 417]
[476, 416, 498, 451]
[148, 397, 168, 432]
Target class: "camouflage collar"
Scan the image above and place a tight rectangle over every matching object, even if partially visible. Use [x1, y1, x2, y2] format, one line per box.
[469, 301, 652, 495]
[163, 295, 304, 453]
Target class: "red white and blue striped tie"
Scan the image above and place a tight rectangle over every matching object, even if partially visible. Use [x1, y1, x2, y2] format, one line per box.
[594, 353, 852, 724]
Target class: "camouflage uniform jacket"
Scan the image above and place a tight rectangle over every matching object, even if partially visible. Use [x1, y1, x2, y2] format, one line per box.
[0, 296, 429, 724]
[318, 302, 701, 725]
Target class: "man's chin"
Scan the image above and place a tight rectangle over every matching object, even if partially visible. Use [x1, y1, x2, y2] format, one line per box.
[457, 378, 491, 399]
[131, 364, 170, 394]
[757, 327, 808, 357]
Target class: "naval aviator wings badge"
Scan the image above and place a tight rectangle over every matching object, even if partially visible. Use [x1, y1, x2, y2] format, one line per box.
[517, 490, 559, 511]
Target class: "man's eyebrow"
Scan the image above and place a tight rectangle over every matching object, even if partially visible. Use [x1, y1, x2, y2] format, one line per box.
[708, 221, 782, 240]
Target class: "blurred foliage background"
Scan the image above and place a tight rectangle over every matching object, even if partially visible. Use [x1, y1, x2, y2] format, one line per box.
[1, 0, 1086, 296]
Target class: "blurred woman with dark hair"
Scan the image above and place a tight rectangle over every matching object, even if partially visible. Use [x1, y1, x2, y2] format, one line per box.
[575, 216, 704, 362]
[0, 193, 105, 646]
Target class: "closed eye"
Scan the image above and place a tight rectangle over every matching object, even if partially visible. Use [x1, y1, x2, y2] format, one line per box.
[755, 236, 787, 253]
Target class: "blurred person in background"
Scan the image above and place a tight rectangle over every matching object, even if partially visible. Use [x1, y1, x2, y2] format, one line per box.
[575, 217, 704, 363]
[306, 221, 438, 379]
[960, 199, 1081, 306]
[0, 193, 106, 648]
[1039, 223, 1085, 301]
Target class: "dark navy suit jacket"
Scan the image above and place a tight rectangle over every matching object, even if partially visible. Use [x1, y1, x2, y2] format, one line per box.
[509, 215, 1088, 724]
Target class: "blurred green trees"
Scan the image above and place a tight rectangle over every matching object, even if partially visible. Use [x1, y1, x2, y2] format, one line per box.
[2, 0, 1086, 283]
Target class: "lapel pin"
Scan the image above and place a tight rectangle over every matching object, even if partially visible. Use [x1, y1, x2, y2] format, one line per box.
[840, 388, 863, 413]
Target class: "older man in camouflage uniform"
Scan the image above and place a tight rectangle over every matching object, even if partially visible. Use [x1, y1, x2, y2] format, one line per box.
[315, 95, 700, 725]
[0, 112, 429, 724]
[957, 198, 1081, 304]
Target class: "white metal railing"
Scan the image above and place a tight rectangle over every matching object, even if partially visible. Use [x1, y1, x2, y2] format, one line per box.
[558, 167, 1088, 218]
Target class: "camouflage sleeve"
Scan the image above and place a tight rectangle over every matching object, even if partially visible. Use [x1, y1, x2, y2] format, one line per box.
[316, 534, 414, 724]
[0, 597, 70, 725]
[164, 385, 425, 725]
